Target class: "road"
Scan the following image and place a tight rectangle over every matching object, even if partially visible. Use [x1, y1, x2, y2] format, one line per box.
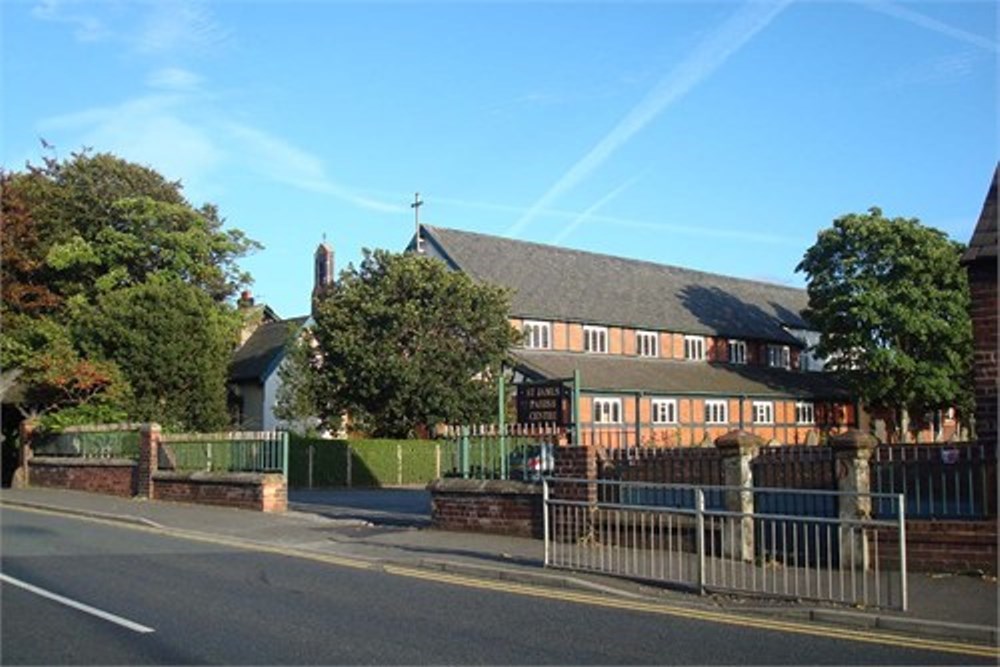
[0, 506, 992, 665]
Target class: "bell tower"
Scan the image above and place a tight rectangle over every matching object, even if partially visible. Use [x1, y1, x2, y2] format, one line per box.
[313, 237, 334, 301]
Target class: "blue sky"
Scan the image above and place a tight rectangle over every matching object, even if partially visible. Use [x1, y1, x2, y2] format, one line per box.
[3, 0, 997, 319]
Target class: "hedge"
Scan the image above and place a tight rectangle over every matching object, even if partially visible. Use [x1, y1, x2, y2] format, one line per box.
[288, 435, 454, 488]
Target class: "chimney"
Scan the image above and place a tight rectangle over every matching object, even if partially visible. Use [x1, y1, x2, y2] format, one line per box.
[238, 290, 255, 308]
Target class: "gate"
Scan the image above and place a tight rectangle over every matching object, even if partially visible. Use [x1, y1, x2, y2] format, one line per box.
[543, 478, 908, 610]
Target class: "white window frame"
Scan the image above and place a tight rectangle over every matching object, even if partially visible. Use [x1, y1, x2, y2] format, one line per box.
[684, 335, 705, 361]
[705, 400, 728, 425]
[752, 401, 774, 424]
[795, 401, 815, 425]
[583, 325, 608, 354]
[593, 397, 622, 424]
[728, 339, 747, 365]
[768, 344, 791, 369]
[651, 398, 678, 424]
[636, 330, 658, 358]
[522, 320, 551, 350]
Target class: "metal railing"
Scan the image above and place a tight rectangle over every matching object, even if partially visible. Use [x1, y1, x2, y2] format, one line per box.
[872, 442, 997, 519]
[160, 431, 288, 477]
[440, 424, 566, 481]
[30, 426, 141, 460]
[544, 478, 907, 610]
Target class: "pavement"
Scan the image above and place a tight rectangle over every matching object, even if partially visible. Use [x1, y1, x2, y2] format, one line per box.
[1, 486, 997, 648]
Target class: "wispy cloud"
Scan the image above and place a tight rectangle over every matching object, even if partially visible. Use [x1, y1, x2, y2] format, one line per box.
[550, 173, 644, 245]
[861, 1, 999, 53]
[146, 67, 205, 92]
[31, 0, 108, 42]
[506, 0, 792, 237]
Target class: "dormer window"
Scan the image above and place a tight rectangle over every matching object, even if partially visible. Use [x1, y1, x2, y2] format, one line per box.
[767, 345, 791, 369]
[728, 340, 747, 364]
[584, 326, 608, 354]
[684, 335, 705, 361]
[636, 331, 658, 357]
[523, 320, 551, 349]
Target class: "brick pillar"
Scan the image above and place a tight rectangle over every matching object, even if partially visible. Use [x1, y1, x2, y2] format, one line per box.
[552, 445, 598, 542]
[715, 430, 763, 562]
[12, 420, 36, 488]
[830, 429, 876, 570]
[137, 423, 161, 499]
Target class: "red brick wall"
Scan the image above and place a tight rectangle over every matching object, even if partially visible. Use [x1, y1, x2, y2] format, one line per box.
[152, 472, 287, 512]
[428, 478, 542, 537]
[968, 262, 998, 445]
[28, 458, 137, 497]
[876, 520, 998, 575]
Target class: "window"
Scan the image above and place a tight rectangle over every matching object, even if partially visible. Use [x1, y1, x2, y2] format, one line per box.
[684, 335, 705, 361]
[752, 401, 774, 424]
[728, 339, 747, 365]
[584, 326, 608, 353]
[767, 345, 791, 369]
[795, 401, 815, 424]
[593, 398, 622, 424]
[636, 331, 658, 357]
[522, 321, 551, 349]
[651, 399, 678, 424]
[705, 400, 728, 424]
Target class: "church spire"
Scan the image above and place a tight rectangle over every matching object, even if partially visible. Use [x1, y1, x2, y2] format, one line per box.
[313, 235, 334, 301]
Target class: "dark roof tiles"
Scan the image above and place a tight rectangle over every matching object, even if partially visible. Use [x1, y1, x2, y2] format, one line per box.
[230, 316, 308, 383]
[962, 165, 998, 264]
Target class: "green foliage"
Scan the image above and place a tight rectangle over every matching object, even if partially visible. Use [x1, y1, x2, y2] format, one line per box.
[73, 278, 239, 431]
[1, 148, 258, 425]
[311, 249, 519, 438]
[36, 404, 130, 433]
[273, 325, 335, 434]
[797, 208, 973, 432]
[287, 435, 441, 487]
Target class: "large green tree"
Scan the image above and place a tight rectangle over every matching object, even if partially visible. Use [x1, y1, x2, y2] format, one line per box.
[1, 148, 258, 429]
[797, 207, 973, 439]
[312, 250, 519, 438]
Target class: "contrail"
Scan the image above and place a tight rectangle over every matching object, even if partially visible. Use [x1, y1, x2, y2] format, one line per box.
[507, 0, 793, 237]
[551, 172, 644, 245]
[862, 1, 999, 52]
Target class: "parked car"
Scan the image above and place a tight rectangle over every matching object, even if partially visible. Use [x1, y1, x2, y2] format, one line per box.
[508, 442, 555, 481]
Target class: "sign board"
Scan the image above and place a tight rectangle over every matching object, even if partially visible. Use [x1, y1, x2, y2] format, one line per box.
[516, 381, 571, 426]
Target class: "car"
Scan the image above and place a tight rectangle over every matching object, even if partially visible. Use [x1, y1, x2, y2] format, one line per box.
[507, 442, 555, 481]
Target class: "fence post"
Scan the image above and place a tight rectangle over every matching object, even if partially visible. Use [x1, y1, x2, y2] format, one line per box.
[435, 443, 441, 479]
[831, 429, 876, 571]
[281, 431, 289, 481]
[346, 443, 353, 488]
[397, 442, 403, 486]
[696, 488, 706, 595]
[543, 478, 551, 567]
[138, 423, 160, 499]
[897, 493, 908, 611]
[716, 430, 763, 562]
[460, 426, 470, 479]
[308, 444, 315, 489]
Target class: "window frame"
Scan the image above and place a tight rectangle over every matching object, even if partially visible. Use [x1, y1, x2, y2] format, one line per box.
[795, 401, 815, 425]
[752, 401, 775, 425]
[684, 335, 706, 361]
[728, 339, 747, 365]
[651, 398, 678, 425]
[593, 397, 622, 424]
[636, 330, 659, 358]
[704, 399, 729, 425]
[767, 344, 791, 369]
[583, 325, 609, 354]
[522, 320, 552, 350]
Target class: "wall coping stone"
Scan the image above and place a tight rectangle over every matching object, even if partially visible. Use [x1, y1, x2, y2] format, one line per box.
[715, 430, 765, 451]
[830, 429, 878, 452]
[427, 478, 542, 496]
[30, 457, 136, 468]
[153, 470, 281, 485]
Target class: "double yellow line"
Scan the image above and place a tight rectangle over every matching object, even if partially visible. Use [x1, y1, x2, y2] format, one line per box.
[4, 502, 996, 660]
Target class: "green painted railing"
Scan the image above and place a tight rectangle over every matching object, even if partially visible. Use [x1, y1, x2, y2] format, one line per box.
[160, 431, 288, 477]
[31, 425, 141, 460]
[441, 424, 566, 481]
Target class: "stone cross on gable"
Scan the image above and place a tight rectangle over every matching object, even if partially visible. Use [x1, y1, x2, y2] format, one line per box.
[412, 192, 424, 253]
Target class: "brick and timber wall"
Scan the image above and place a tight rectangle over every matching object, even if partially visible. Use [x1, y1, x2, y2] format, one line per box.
[427, 478, 542, 538]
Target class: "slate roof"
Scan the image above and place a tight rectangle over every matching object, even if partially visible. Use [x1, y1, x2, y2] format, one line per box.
[420, 225, 808, 346]
[230, 316, 308, 383]
[962, 165, 998, 264]
[512, 350, 849, 400]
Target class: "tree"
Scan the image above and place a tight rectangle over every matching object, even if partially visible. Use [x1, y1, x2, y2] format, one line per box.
[73, 278, 238, 431]
[312, 250, 519, 438]
[797, 207, 973, 440]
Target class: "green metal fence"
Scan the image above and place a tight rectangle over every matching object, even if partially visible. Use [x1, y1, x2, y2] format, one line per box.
[31, 426, 141, 460]
[160, 431, 288, 477]
[440, 424, 566, 481]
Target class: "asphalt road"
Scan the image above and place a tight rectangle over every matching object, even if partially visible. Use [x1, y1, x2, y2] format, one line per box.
[0, 506, 992, 665]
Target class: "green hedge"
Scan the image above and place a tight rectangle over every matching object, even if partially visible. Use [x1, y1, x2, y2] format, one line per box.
[288, 435, 446, 488]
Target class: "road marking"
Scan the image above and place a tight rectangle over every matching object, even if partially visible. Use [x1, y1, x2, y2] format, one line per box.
[3, 503, 996, 658]
[0, 573, 155, 634]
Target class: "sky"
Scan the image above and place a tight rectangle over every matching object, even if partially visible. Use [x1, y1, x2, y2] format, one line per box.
[2, 0, 997, 319]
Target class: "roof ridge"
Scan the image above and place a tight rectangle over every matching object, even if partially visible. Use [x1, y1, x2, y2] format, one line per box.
[422, 224, 805, 294]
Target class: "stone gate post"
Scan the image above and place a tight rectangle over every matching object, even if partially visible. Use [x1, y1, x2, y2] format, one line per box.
[830, 429, 876, 570]
[715, 430, 763, 562]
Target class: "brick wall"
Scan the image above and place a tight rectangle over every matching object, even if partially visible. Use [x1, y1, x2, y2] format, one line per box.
[876, 520, 998, 575]
[27, 458, 137, 497]
[968, 262, 997, 446]
[427, 478, 542, 537]
[153, 471, 287, 513]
